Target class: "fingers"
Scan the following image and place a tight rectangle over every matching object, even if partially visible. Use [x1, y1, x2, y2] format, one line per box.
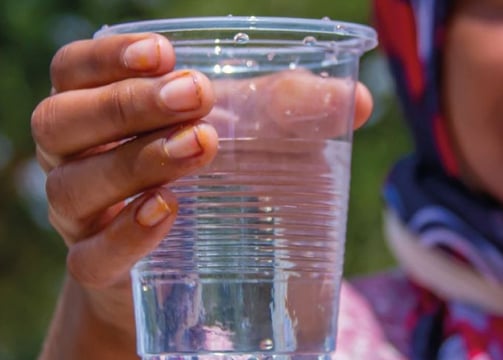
[354, 82, 373, 129]
[46, 122, 218, 239]
[264, 72, 373, 134]
[265, 71, 352, 136]
[211, 71, 373, 139]
[50, 33, 175, 92]
[66, 188, 178, 288]
[32, 70, 215, 160]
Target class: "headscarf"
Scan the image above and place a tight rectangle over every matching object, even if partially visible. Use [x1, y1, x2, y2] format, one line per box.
[374, 0, 503, 358]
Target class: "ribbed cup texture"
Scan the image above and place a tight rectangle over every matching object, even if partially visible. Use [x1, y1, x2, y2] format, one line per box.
[133, 139, 351, 358]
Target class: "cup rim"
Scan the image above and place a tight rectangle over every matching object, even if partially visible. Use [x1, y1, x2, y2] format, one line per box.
[94, 16, 378, 53]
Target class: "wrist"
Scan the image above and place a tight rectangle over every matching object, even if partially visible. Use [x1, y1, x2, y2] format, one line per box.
[39, 274, 138, 360]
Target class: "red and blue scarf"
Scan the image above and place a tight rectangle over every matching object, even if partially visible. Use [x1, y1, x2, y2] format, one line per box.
[374, 0, 503, 358]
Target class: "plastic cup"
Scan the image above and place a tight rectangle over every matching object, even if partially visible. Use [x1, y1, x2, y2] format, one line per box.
[95, 16, 377, 360]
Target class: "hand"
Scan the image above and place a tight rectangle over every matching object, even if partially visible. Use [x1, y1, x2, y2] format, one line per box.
[33, 33, 220, 359]
[32, 33, 372, 358]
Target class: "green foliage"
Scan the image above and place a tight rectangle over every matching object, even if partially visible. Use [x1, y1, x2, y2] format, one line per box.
[0, 0, 411, 358]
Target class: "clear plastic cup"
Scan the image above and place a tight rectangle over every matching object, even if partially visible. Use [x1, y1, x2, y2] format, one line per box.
[95, 16, 377, 360]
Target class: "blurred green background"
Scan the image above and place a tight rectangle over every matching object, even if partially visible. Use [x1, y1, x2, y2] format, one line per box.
[0, 0, 411, 359]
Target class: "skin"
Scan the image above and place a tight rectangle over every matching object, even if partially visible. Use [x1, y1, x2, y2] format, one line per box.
[33, 33, 373, 359]
[442, 0, 503, 204]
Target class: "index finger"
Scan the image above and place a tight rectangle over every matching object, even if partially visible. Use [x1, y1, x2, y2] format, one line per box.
[51, 33, 175, 92]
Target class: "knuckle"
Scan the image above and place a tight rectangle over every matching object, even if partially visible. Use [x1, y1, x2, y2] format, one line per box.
[106, 82, 136, 129]
[103, 225, 139, 259]
[50, 44, 71, 90]
[47, 206, 86, 245]
[66, 250, 87, 285]
[31, 97, 58, 151]
[45, 167, 79, 220]
[67, 249, 108, 289]
[125, 137, 166, 181]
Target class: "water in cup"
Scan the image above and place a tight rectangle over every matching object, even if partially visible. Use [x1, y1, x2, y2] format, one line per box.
[132, 137, 351, 359]
[95, 16, 377, 360]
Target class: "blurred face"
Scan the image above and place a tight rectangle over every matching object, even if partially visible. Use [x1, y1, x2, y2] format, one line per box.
[443, 0, 503, 203]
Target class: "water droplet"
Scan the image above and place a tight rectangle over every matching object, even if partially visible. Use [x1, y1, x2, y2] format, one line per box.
[322, 57, 338, 67]
[322, 16, 331, 21]
[303, 36, 317, 46]
[214, 46, 222, 55]
[233, 32, 250, 44]
[186, 279, 197, 288]
[241, 317, 251, 329]
[222, 64, 234, 74]
[289, 62, 297, 70]
[320, 71, 329, 78]
[259, 338, 274, 350]
[249, 16, 258, 22]
[142, 285, 149, 292]
[227, 14, 233, 17]
[267, 53, 275, 61]
[249, 83, 257, 91]
[284, 109, 292, 116]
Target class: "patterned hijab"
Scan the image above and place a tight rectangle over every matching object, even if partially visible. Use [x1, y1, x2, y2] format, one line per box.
[374, 0, 503, 358]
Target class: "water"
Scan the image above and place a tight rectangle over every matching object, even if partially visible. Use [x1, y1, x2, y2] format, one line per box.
[302, 36, 317, 46]
[132, 139, 352, 360]
[233, 32, 250, 44]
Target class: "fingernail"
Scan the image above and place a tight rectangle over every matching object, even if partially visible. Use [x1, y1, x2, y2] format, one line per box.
[159, 73, 202, 112]
[136, 193, 172, 227]
[123, 38, 160, 71]
[164, 126, 203, 159]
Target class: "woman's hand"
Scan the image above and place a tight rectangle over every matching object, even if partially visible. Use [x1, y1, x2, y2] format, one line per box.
[34, 33, 220, 359]
[33, 33, 373, 359]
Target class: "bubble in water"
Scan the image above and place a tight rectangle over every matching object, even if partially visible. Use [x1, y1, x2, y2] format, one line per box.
[322, 57, 338, 67]
[288, 57, 299, 70]
[259, 338, 274, 350]
[222, 64, 234, 74]
[245, 60, 257, 68]
[260, 206, 273, 213]
[233, 32, 250, 44]
[303, 36, 317, 46]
